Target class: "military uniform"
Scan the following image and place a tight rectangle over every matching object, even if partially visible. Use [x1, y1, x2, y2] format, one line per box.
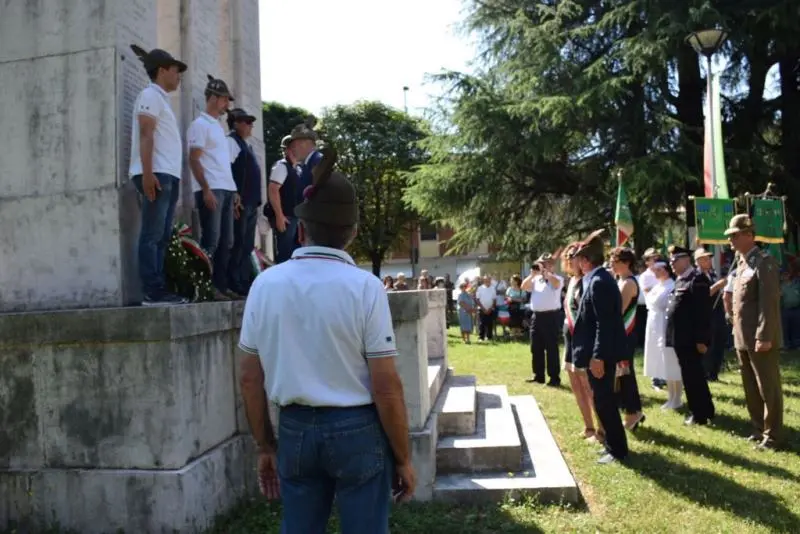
[727, 215, 784, 447]
[665, 246, 716, 424]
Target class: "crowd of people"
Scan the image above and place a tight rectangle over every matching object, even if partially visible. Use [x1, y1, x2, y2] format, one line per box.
[450, 216, 785, 463]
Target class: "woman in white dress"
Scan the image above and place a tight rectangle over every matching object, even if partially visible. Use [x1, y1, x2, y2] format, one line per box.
[643, 262, 684, 409]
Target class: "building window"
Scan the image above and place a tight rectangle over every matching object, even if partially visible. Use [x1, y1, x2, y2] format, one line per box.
[419, 220, 437, 241]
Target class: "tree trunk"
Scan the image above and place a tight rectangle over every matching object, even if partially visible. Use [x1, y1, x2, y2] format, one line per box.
[780, 52, 800, 223]
[675, 45, 704, 245]
[371, 252, 383, 277]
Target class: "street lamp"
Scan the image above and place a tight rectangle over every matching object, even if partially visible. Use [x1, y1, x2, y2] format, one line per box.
[686, 28, 728, 270]
[403, 86, 409, 114]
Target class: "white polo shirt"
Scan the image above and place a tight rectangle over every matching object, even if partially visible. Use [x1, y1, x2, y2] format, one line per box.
[187, 113, 238, 192]
[238, 246, 398, 407]
[475, 284, 496, 309]
[268, 160, 291, 185]
[529, 274, 564, 312]
[129, 84, 183, 179]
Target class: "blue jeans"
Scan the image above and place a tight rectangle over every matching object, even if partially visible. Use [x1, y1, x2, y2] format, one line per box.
[194, 189, 235, 292]
[278, 404, 394, 534]
[782, 306, 800, 349]
[229, 205, 258, 292]
[132, 173, 180, 297]
[274, 216, 299, 264]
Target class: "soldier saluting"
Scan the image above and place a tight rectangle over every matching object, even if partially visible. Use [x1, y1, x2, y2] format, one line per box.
[665, 245, 716, 425]
[725, 214, 784, 450]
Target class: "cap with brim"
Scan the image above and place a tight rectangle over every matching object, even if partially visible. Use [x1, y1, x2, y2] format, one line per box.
[693, 247, 713, 260]
[131, 45, 187, 73]
[294, 146, 359, 226]
[724, 214, 755, 236]
[228, 108, 256, 123]
[288, 124, 318, 143]
[668, 245, 691, 261]
[643, 247, 658, 259]
[535, 253, 553, 264]
[280, 135, 292, 149]
[205, 75, 234, 100]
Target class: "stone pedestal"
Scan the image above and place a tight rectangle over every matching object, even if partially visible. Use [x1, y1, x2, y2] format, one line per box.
[424, 289, 449, 363]
[0, 0, 267, 313]
[0, 303, 256, 533]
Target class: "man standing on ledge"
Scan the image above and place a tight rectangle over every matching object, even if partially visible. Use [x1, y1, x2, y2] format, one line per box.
[726, 215, 784, 449]
[188, 75, 238, 300]
[571, 230, 628, 464]
[265, 135, 300, 264]
[226, 108, 262, 295]
[239, 147, 416, 533]
[128, 45, 189, 306]
[665, 245, 716, 426]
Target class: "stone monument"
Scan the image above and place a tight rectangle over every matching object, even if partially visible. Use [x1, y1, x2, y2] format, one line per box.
[0, 1, 269, 532]
[0, 0, 268, 313]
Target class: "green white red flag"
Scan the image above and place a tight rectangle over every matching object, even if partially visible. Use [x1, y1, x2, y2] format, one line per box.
[615, 180, 633, 246]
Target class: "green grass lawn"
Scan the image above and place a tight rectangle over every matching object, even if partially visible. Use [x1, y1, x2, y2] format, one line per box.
[211, 328, 800, 533]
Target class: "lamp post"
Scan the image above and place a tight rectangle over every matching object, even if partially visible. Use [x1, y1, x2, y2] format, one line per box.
[403, 86, 409, 114]
[686, 28, 728, 271]
[403, 85, 417, 276]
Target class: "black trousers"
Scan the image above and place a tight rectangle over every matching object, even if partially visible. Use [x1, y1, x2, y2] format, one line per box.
[675, 345, 716, 422]
[589, 361, 629, 459]
[704, 306, 727, 379]
[530, 310, 561, 383]
[479, 311, 494, 340]
[616, 357, 643, 414]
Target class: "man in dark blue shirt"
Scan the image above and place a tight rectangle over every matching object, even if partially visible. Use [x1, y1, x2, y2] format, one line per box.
[227, 108, 262, 295]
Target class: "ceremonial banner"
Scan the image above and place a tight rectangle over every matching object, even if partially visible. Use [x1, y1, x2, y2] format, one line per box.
[752, 199, 784, 244]
[694, 198, 734, 244]
[615, 181, 633, 246]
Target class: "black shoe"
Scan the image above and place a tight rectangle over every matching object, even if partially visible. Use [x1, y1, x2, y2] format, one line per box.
[525, 376, 546, 384]
[684, 415, 709, 426]
[546, 380, 561, 388]
[142, 292, 189, 306]
[745, 434, 764, 443]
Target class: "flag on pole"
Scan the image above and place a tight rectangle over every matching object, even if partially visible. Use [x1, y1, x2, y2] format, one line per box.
[615, 180, 633, 247]
[703, 74, 730, 199]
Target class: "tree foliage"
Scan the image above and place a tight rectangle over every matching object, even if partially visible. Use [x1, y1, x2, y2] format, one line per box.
[317, 101, 429, 274]
[406, 0, 800, 259]
[261, 101, 313, 170]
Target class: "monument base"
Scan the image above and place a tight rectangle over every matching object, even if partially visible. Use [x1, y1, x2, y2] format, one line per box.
[0, 436, 257, 534]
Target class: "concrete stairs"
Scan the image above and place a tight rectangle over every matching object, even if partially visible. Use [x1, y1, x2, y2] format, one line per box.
[423, 360, 579, 505]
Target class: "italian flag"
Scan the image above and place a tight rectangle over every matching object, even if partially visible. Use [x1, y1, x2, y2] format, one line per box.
[615, 180, 633, 246]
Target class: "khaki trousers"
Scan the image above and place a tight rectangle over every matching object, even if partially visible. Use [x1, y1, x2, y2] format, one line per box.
[736, 348, 783, 444]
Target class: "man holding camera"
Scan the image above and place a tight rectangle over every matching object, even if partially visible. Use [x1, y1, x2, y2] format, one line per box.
[522, 254, 564, 386]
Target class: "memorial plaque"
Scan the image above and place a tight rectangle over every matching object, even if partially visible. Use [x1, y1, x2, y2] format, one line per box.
[116, 0, 158, 186]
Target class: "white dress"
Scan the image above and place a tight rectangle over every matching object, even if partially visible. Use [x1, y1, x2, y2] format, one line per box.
[643, 278, 682, 381]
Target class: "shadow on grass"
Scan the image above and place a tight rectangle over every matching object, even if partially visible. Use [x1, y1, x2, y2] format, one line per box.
[627, 450, 800, 532]
[636, 426, 799, 481]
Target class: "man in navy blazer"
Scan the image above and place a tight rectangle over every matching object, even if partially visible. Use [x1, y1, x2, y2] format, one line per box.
[572, 230, 629, 464]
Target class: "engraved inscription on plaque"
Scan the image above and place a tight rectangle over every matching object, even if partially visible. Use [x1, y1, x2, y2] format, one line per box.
[116, 0, 157, 185]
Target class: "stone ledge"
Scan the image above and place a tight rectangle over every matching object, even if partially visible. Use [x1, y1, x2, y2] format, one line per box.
[0, 301, 245, 346]
[0, 435, 258, 534]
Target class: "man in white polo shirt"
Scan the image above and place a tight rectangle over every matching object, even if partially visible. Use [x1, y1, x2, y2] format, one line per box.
[188, 75, 239, 300]
[475, 275, 497, 341]
[238, 147, 416, 534]
[128, 45, 189, 306]
[522, 254, 564, 386]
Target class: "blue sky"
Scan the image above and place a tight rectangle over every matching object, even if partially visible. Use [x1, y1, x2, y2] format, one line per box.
[258, 0, 478, 116]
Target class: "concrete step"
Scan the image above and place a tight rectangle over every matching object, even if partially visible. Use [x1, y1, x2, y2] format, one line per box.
[433, 374, 477, 437]
[435, 385, 522, 474]
[432, 395, 579, 505]
[427, 358, 448, 407]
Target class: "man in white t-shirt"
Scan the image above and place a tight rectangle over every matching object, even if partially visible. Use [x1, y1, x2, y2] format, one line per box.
[128, 46, 189, 306]
[188, 75, 239, 300]
[475, 275, 497, 341]
[238, 147, 415, 532]
[521, 254, 564, 385]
